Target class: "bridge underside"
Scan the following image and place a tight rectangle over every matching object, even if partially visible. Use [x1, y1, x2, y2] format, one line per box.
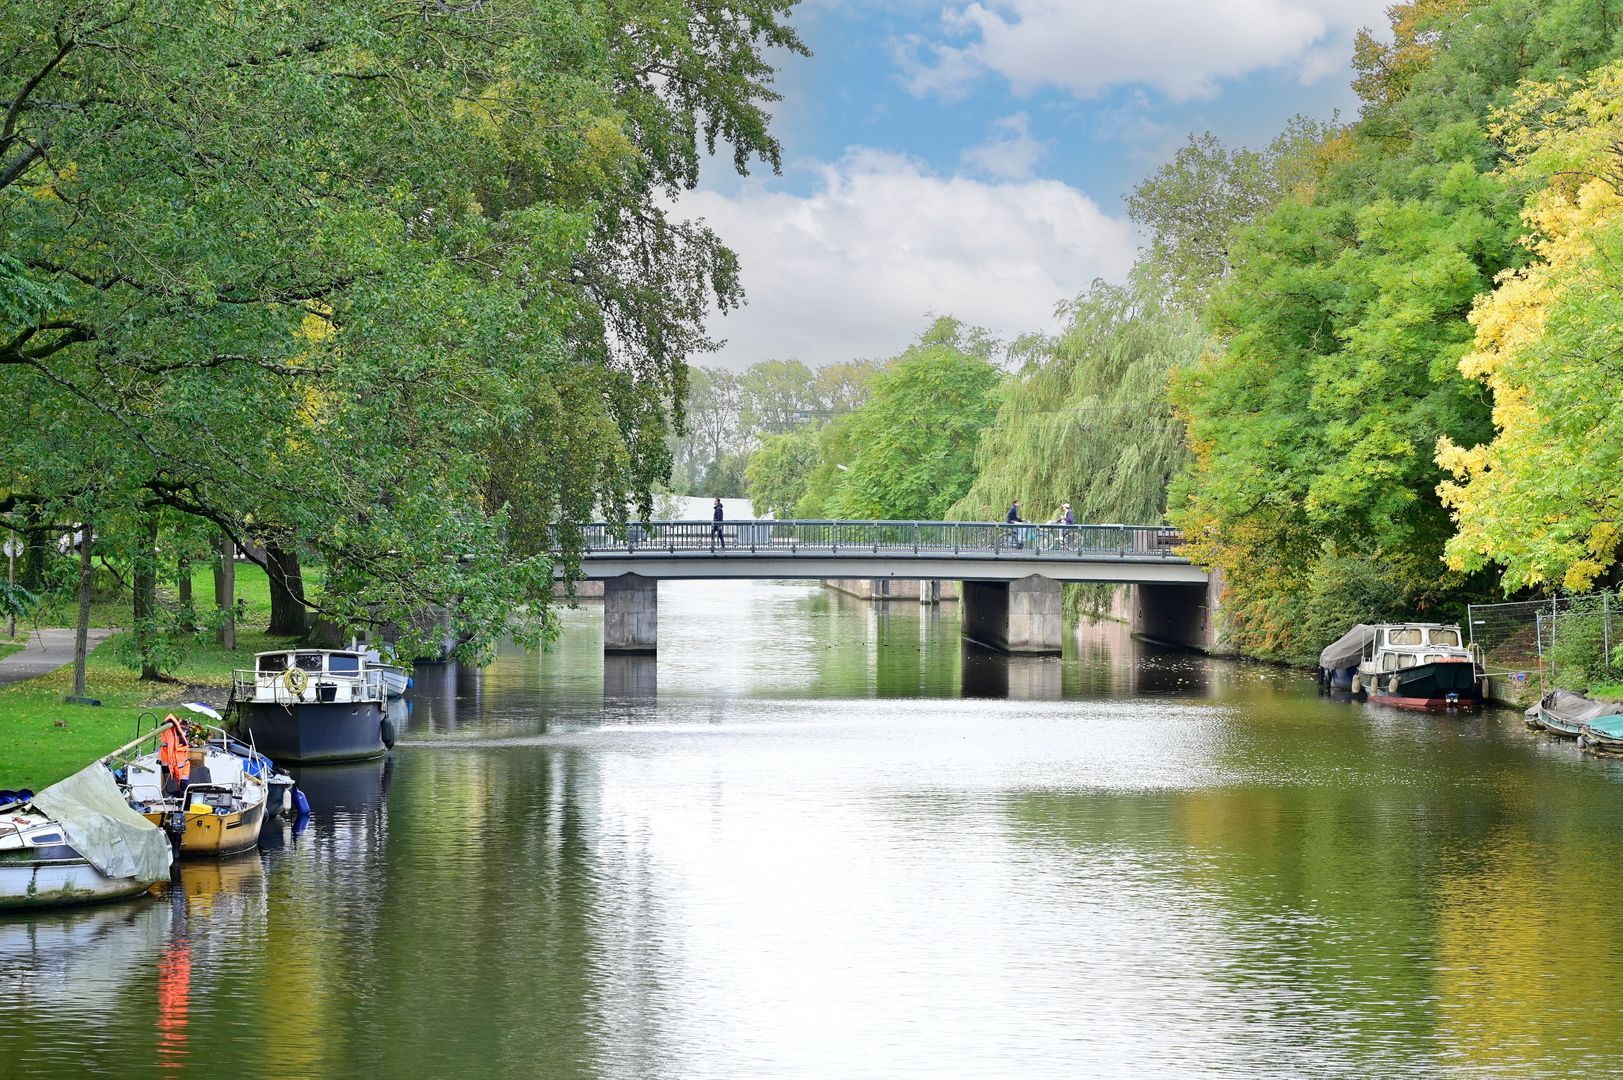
[592, 568, 1216, 658]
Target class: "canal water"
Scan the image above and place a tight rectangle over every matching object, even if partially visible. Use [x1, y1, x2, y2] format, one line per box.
[4, 580, 1623, 1078]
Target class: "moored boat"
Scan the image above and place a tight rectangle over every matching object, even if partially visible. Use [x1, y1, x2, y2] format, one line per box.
[1579, 710, 1623, 754]
[1, 763, 172, 911]
[232, 649, 391, 763]
[1526, 690, 1623, 743]
[107, 712, 279, 858]
[376, 666, 409, 699]
[1319, 622, 1483, 709]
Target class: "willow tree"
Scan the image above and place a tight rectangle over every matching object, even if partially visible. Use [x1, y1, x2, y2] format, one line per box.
[1, 1, 805, 663]
[952, 280, 1203, 526]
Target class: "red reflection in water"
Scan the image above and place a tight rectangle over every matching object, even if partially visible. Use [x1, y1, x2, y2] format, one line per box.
[156, 938, 191, 1070]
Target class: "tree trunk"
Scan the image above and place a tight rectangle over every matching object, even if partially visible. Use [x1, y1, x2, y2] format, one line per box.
[265, 543, 308, 637]
[71, 524, 92, 700]
[20, 503, 46, 593]
[177, 554, 194, 632]
[214, 534, 236, 650]
[134, 513, 159, 681]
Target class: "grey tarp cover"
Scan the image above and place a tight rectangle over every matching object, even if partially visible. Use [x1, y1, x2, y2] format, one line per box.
[1526, 690, 1623, 727]
[32, 762, 172, 882]
[1319, 624, 1377, 670]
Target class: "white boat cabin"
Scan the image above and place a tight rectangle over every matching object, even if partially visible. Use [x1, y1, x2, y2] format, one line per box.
[1357, 624, 1473, 677]
[234, 649, 384, 706]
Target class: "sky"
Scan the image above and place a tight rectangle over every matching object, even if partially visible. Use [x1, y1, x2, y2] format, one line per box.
[679, 0, 1394, 370]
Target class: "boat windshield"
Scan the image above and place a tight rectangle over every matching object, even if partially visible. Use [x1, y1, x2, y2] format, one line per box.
[294, 653, 325, 673]
[257, 654, 288, 674]
[1388, 628, 1423, 646]
[1429, 628, 1460, 646]
[329, 654, 361, 675]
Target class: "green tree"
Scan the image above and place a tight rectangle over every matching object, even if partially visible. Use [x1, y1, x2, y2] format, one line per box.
[740, 358, 823, 433]
[1126, 120, 1332, 307]
[952, 277, 1204, 526]
[1, 0, 806, 664]
[1169, 0, 1622, 659]
[745, 428, 820, 516]
[822, 318, 1003, 520]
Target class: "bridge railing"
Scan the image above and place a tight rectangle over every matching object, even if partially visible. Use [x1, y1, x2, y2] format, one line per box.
[571, 520, 1185, 559]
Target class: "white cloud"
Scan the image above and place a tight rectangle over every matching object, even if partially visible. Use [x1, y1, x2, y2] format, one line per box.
[899, 0, 1392, 102]
[960, 112, 1048, 180]
[679, 149, 1136, 370]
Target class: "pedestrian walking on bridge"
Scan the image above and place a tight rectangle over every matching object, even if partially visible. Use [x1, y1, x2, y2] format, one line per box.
[711, 498, 726, 549]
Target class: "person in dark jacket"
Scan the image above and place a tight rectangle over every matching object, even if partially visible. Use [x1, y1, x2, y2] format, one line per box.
[711, 498, 725, 548]
[1006, 499, 1024, 548]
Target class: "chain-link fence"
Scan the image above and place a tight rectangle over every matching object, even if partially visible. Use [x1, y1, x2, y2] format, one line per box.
[1537, 594, 1619, 692]
[1469, 591, 1621, 693]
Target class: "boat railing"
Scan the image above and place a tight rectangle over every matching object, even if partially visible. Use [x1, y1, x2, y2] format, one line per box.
[231, 668, 384, 705]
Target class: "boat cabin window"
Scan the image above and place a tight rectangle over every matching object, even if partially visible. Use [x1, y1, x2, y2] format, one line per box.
[29, 832, 61, 845]
[328, 654, 361, 675]
[1388, 628, 1423, 646]
[258, 654, 289, 674]
[1382, 654, 1397, 672]
[1398, 655, 1417, 669]
[1425, 654, 1445, 664]
[294, 653, 325, 673]
[1429, 628, 1460, 646]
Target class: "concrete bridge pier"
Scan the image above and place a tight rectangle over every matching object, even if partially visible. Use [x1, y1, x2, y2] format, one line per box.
[604, 572, 657, 654]
[961, 574, 1063, 655]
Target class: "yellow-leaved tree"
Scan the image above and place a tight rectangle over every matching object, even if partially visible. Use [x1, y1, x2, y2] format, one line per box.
[1437, 63, 1623, 592]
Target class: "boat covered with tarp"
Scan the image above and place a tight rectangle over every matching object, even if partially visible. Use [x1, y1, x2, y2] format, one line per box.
[1319, 625, 1378, 692]
[0, 762, 172, 910]
[1528, 690, 1623, 741]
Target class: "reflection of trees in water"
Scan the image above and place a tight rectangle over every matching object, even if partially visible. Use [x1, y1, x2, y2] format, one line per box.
[315, 747, 660, 1077]
[997, 719, 1623, 1073]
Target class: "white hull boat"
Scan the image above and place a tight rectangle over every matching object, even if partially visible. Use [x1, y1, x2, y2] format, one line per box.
[1, 763, 173, 911]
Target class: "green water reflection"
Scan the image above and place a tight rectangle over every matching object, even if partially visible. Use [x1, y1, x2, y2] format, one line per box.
[2, 580, 1622, 1077]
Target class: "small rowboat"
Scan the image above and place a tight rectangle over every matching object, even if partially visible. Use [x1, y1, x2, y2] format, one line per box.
[1579, 713, 1623, 755]
[1527, 690, 1623, 741]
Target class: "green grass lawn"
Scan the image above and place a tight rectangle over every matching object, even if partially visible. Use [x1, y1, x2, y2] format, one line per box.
[0, 560, 307, 790]
[26, 560, 305, 632]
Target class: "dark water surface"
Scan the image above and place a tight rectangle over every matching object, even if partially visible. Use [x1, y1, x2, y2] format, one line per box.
[4, 581, 1623, 1078]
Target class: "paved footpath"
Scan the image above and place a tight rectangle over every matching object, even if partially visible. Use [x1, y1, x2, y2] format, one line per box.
[0, 628, 115, 688]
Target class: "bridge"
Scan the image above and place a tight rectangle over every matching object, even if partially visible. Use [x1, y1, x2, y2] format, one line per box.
[564, 520, 1217, 657]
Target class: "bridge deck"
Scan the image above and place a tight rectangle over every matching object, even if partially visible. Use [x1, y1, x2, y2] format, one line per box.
[568, 520, 1207, 585]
